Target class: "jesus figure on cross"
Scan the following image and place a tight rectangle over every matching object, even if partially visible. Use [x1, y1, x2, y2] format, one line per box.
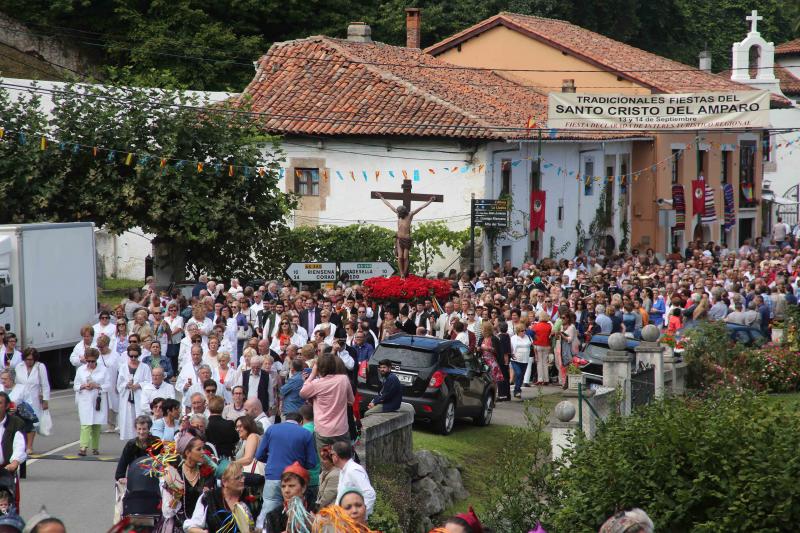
[376, 192, 436, 278]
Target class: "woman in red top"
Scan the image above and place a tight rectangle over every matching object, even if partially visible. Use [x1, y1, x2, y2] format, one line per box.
[667, 308, 682, 334]
[532, 311, 553, 386]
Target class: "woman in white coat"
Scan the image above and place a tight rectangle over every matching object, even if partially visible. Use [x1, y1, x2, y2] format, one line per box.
[74, 348, 110, 456]
[116, 344, 152, 441]
[70, 325, 96, 367]
[92, 311, 115, 344]
[0, 333, 23, 370]
[15, 347, 51, 453]
[97, 334, 121, 433]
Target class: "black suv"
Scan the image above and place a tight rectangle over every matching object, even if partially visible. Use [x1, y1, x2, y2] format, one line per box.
[357, 334, 496, 435]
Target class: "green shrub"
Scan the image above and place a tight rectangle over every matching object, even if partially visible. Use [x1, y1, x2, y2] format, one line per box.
[731, 343, 800, 393]
[681, 321, 746, 390]
[367, 497, 403, 533]
[481, 400, 553, 532]
[548, 392, 800, 532]
[368, 464, 421, 533]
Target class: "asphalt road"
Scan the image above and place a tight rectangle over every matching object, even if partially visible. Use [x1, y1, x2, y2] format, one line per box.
[22, 388, 125, 531]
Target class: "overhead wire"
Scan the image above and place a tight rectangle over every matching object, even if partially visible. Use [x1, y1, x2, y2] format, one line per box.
[0, 81, 784, 137]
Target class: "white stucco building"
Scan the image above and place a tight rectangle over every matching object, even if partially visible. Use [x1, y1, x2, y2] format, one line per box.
[727, 12, 800, 228]
[242, 25, 638, 272]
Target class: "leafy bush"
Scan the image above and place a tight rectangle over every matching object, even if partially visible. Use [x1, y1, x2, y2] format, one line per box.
[367, 464, 421, 533]
[481, 399, 554, 532]
[548, 392, 800, 532]
[681, 321, 746, 390]
[731, 344, 800, 393]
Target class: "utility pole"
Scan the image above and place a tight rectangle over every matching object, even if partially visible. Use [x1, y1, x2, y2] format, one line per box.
[470, 193, 476, 273]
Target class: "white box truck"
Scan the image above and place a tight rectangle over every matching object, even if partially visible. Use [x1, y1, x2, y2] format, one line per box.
[0, 223, 97, 388]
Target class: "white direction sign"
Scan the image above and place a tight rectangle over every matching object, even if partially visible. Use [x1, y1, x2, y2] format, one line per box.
[339, 262, 395, 280]
[285, 262, 337, 282]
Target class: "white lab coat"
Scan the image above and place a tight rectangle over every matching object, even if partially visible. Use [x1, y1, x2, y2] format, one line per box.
[14, 361, 50, 419]
[176, 364, 220, 407]
[116, 363, 152, 441]
[74, 364, 111, 426]
[0, 347, 22, 370]
[69, 341, 94, 367]
[269, 333, 306, 355]
[141, 382, 176, 415]
[97, 350, 122, 412]
[92, 321, 116, 344]
[217, 366, 241, 404]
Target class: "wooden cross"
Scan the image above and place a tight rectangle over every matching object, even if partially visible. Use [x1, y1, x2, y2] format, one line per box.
[371, 179, 443, 210]
[746, 10, 762, 33]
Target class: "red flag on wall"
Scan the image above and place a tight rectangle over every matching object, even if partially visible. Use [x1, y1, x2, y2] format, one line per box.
[691, 180, 705, 215]
[530, 190, 546, 232]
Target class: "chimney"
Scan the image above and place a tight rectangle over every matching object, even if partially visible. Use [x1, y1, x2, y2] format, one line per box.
[405, 8, 421, 48]
[562, 79, 576, 93]
[347, 22, 372, 43]
[699, 49, 712, 72]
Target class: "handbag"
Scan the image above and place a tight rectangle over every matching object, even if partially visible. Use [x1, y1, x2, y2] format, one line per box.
[15, 401, 38, 424]
[95, 395, 102, 411]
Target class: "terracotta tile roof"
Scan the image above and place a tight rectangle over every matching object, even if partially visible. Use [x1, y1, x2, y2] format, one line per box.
[239, 36, 627, 141]
[776, 66, 800, 95]
[717, 65, 800, 97]
[426, 12, 781, 96]
[776, 38, 800, 56]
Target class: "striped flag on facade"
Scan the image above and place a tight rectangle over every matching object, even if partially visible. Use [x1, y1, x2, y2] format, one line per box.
[701, 184, 717, 224]
[672, 184, 685, 230]
[722, 183, 735, 230]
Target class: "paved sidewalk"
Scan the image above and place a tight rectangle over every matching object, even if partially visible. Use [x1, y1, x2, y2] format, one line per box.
[493, 383, 563, 427]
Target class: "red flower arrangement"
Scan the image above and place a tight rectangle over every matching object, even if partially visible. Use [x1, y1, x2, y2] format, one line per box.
[362, 275, 452, 302]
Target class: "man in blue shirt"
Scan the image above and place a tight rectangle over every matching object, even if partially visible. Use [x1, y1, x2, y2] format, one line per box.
[279, 358, 306, 416]
[594, 304, 613, 335]
[364, 359, 403, 416]
[254, 412, 318, 527]
[352, 331, 375, 363]
[755, 295, 771, 337]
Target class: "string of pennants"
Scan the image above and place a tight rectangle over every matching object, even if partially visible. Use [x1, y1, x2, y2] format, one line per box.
[2, 122, 798, 183]
[0, 126, 276, 178]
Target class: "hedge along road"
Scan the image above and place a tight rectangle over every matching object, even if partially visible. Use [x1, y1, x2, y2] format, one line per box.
[22, 388, 125, 530]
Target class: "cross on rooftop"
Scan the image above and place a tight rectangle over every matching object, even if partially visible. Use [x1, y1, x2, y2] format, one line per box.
[746, 10, 762, 34]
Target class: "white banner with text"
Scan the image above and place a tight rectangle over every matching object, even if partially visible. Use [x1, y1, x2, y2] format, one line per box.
[547, 90, 770, 130]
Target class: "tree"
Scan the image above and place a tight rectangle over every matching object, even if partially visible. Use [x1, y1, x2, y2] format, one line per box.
[409, 220, 471, 275]
[0, 82, 295, 279]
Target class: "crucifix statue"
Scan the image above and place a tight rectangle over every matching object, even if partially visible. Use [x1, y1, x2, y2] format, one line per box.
[372, 179, 443, 278]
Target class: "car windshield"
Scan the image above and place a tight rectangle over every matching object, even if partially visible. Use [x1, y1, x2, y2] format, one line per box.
[583, 343, 610, 359]
[372, 346, 438, 368]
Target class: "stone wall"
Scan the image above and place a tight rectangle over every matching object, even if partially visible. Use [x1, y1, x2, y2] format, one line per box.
[355, 410, 414, 469]
[357, 410, 468, 532]
[0, 13, 94, 75]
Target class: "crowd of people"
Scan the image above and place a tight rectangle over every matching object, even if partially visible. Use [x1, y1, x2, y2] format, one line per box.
[93, 275, 503, 532]
[4, 228, 793, 532]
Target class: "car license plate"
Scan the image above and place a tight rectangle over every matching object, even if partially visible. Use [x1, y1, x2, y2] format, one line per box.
[397, 374, 414, 386]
